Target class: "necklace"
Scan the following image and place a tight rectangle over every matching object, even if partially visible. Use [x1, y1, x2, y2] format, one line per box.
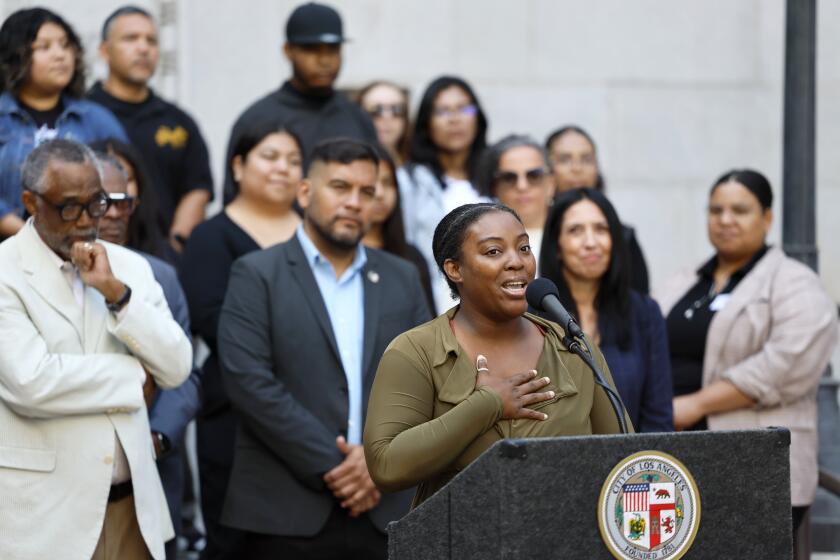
[683, 282, 718, 320]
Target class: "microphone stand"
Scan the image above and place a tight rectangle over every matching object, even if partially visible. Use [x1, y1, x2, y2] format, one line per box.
[561, 332, 629, 435]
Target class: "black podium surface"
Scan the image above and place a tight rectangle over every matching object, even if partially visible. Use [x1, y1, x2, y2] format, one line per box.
[388, 428, 792, 559]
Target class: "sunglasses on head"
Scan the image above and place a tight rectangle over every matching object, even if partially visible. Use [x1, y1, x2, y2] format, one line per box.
[366, 104, 407, 118]
[494, 167, 549, 189]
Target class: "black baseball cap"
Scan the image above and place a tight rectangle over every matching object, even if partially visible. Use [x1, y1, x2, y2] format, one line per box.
[285, 2, 346, 45]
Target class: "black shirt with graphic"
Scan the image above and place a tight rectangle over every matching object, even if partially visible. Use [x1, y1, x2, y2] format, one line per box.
[19, 98, 64, 129]
[87, 82, 214, 231]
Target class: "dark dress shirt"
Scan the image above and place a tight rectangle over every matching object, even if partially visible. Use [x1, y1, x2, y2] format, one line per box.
[87, 82, 215, 231]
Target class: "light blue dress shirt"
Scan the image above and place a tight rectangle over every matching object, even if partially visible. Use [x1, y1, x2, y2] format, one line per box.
[296, 225, 367, 444]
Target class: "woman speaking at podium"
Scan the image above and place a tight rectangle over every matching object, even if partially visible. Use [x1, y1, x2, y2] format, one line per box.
[364, 203, 628, 507]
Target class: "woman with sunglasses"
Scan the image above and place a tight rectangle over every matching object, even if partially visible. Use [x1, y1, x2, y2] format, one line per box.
[477, 135, 555, 265]
[400, 75, 490, 312]
[357, 81, 411, 166]
[0, 8, 127, 239]
[538, 188, 673, 433]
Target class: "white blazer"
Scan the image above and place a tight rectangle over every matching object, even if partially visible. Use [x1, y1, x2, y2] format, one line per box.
[0, 221, 192, 560]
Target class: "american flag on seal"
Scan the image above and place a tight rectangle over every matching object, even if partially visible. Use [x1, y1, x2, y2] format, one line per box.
[623, 483, 649, 512]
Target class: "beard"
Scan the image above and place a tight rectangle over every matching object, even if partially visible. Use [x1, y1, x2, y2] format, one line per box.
[307, 214, 363, 253]
[41, 227, 97, 261]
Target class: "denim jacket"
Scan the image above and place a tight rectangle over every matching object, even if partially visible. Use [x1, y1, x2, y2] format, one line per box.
[0, 92, 127, 218]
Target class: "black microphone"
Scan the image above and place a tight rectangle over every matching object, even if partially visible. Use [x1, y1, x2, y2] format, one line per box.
[525, 278, 629, 434]
[525, 278, 585, 339]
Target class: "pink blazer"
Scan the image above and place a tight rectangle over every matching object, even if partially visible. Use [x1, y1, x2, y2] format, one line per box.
[657, 247, 838, 505]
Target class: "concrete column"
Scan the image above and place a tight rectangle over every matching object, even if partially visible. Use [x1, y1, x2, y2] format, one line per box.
[783, 0, 818, 270]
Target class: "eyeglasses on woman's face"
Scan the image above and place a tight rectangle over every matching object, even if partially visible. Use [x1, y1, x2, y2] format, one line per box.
[431, 104, 477, 120]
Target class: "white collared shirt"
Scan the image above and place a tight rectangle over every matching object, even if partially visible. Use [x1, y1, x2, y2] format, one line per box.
[36, 234, 133, 484]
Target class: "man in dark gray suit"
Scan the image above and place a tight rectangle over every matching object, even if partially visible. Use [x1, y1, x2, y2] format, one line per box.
[217, 138, 431, 558]
[94, 151, 201, 559]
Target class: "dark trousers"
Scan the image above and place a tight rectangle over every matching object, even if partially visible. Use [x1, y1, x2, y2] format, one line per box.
[243, 505, 386, 560]
[792, 505, 809, 558]
[197, 410, 245, 560]
[157, 446, 185, 560]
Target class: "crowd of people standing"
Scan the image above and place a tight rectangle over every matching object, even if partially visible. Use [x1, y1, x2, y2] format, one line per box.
[0, 3, 836, 560]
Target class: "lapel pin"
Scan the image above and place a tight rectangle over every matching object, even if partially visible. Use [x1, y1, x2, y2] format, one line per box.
[367, 270, 380, 284]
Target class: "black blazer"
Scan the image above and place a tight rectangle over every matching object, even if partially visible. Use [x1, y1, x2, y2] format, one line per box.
[217, 235, 431, 536]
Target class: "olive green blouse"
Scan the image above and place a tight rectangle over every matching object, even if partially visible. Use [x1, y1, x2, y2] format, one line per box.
[364, 306, 632, 507]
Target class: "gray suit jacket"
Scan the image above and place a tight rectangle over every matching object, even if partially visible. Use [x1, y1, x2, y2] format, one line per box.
[143, 253, 201, 540]
[218, 234, 431, 536]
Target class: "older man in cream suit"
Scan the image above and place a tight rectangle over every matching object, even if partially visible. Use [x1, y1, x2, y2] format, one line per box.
[0, 139, 192, 560]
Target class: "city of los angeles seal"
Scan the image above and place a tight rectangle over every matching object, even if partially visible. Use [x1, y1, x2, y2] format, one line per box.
[598, 451, 701, 560]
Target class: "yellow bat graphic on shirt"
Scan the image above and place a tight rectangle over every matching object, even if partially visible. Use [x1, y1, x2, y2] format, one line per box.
[155, 125, 188, 148]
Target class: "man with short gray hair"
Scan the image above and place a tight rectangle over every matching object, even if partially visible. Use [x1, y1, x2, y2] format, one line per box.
[0, 138, 192, 559]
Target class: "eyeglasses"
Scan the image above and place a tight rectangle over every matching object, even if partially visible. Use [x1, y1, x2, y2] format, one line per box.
[366, 104, 407, 118]
[494, 168, 550, 190]
[551, 153, 597, 167]
[432, 104, 477, 119]
[107, 193, 139, 215]
[32, 191, 111, 221]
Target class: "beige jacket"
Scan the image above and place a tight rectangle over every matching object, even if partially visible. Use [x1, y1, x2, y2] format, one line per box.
[0, 222, 192, 559]
[657, 247, 838, 505]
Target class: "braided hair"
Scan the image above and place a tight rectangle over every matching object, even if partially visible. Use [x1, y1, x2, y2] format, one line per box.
[432, 202, 521, 300]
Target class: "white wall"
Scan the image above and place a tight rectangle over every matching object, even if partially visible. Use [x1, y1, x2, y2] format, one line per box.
[3, 0, 839, 299]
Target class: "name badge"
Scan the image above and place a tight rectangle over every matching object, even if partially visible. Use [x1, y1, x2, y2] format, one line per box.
[709, 293, 731, 312]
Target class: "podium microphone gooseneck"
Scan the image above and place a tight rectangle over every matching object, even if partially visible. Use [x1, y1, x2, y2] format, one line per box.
[525, 278, 629, 434]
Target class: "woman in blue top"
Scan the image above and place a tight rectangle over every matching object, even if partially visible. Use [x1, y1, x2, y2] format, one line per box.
[538, 188, 673, 432]
[0, 8, 127, 238]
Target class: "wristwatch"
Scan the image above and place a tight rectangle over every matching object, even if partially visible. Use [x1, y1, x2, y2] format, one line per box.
[153, 431, 171, 459]
[107, 284, 132, 313]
